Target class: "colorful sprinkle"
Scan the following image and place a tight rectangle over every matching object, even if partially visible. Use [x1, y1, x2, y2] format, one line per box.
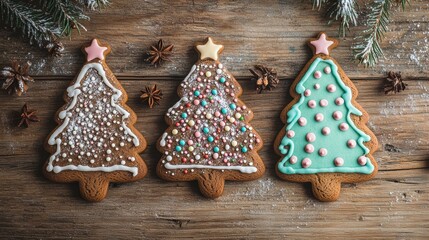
[240, 126, 247, 132]
[207, 136, 214, 142]
[194, 90, 200, 96]
[211, 89, 218, 95]
[213, 146, 220, 153]
[181, 113, 188, 118]
[203, 127, 209, 134]
[241, 147, 248, 153]
[219, 77, 226, 83]
[221, 108, 228, 114]
[179, 140, 186, 146]
[229, 103, 236, 110]
[175, 146, 182, 151]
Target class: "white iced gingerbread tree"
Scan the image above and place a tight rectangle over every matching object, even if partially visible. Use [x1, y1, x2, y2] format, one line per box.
[44, 39, 147, 201]
[157, 37, 265, 198]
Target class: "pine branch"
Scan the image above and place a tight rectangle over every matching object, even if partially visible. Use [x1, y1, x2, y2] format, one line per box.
[39, 0, 89, 37]
[78, 0, 110, 10]
[397, 0, 410, 10]
[311, 0, 327, 10]
[0, 0, 61, 47]
[352, 0, 391, 67]
[327, 0, 358, 38]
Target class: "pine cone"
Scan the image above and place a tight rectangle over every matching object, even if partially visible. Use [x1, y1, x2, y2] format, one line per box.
[45, 40, 65, 57]
[249, 65, 279, 93]
[384, 71, 407, 94]
[1, 60, 34, 96]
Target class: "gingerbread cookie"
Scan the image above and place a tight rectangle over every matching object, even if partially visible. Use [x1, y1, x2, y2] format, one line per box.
[44, 39, 147, 202]
[157, 37, 265, 199]
[274, 33, 378, 202]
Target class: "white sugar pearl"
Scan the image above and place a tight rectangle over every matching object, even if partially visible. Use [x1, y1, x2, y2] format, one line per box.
[106, 157, 111, 162]
[107, 149, 112, 154]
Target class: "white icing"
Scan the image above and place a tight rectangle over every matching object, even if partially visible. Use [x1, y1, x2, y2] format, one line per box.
[159, 133, 168, 147]
[53, 164, 138, 177]
[164, 163, 257, 174]
[47, 62, 140, 176]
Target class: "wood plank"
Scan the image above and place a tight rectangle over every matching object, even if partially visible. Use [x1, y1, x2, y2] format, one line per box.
[0, 0, 428, 78]
[0, 78, 428, 238]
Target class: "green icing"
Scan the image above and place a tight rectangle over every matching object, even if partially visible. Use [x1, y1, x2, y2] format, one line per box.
[278, 58, 374, 175]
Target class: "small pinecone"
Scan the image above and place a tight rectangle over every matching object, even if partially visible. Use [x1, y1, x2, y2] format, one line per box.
[45, 41, 65, 57]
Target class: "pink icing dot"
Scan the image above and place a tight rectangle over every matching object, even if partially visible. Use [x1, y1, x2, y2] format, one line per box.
[289, 156, 298, 164]
[304, 144, 314, 153]
[358, 156, 367, 165]
[327, 84, 336, 93]
[319, 99, 328, 107]
[188, 140, 194, 145]
[318, 148, 328, 157]
[315, 113, 324, 122]
[333, 111, 343, 120]
[306, 132, 316, 142]
[193, 99, 200, 105]
[324, 66, 331, 74]
[304, 89, 311, 97]
[314, 71, 322, 79]
[302, 158, 312, 168]
[335, 97, 344, 105]
[314, 84, 320, 90]
[298, 117, 307, 126]
[334, 157, 344, 166]
[286, 130, 295, 138]
[213, 153, 219, 159]
[339, 123, 349, 131]
[220, 121, 225, 127]
[194, 131, 201, 137]
[347, 139, 356, 148]
[214, 111, 221, 117]
[322, 127, 331, 135]
[308, 100, 316, 108]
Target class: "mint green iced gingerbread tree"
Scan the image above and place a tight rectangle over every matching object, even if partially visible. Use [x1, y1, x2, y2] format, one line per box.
[275, 33, 378, 201]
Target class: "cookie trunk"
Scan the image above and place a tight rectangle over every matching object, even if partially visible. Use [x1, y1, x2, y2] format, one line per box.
[311, 175, 341, 202]
[79, 175, 109, 202]
[197, 172, 225, 199]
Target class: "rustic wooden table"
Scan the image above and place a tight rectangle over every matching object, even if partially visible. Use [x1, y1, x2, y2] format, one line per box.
[0, 1, 428, 239]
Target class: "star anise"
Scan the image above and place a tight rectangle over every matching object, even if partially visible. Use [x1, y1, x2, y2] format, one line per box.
[384, 71, 407, 94]
[249, 65, 279, 94]
[45, 40, 65, 57]
[1, 60, 34, 96]
[140, 84, 163, 108]
[18, 103, 39, 128]
[144, 39, 174, 67]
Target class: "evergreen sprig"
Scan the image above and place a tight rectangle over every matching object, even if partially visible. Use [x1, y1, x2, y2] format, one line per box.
[0, 0, 61, 47]
[39, 0, 89, 36]
[78, 0, 110, 10]
[0, 0, 110, 54]
[352, 0, 391, 67]
[326, 0, 358, 38]
[312, 0, 410, 67]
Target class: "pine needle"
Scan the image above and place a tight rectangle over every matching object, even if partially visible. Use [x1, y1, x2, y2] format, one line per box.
[39, 0, 90, 37]
[78, 0, 110, 10]
[0, 0, 61, 47]
[327, 0, 358, 38]
[352, 0, 391, 67]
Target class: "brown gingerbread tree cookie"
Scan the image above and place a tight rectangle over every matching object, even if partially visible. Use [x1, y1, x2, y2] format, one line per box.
[157, 37, 265, 199]
[44, 39, 147, 202]
[274, 33, 378, 202]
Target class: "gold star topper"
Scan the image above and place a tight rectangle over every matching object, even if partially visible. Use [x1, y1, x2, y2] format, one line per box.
[195, 37, 224, 61]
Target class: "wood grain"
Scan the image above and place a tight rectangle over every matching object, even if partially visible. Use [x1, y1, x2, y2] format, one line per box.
[0, 0, 428, 239]
[0, 1, 429, 78]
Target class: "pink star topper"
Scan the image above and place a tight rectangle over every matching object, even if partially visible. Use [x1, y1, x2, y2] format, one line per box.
[309, 33, 336, 56]
[84, 39, 109, 62]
